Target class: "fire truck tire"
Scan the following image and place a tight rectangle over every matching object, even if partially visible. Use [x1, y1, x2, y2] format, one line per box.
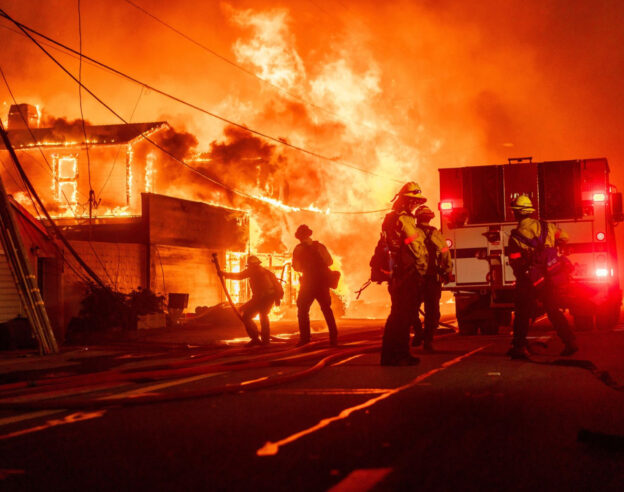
[595, 302, 621, 331]
[573, 315, 594, 332]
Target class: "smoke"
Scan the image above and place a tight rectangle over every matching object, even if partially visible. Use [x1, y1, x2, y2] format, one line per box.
[2, 0, 624, 310]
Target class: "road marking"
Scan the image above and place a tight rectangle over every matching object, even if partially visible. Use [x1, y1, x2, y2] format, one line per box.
[241, 376, 268, 386]
[98, 372, 224, 400]
[0, 411, 106, 441]
[332, 354, 365, 366]
[0, 410, 63, 427]
[257, 345, 489, 456]
[272, 389, 391, 395]
[328, 468, 392, 492]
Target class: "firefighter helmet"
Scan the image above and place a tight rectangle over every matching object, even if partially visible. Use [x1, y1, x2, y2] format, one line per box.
[295, 224, 313, 240]
[247, 255, 262, 266]
[510, 195, 535, 214]
[392, 181, 427, 203]
[415, 205, 435, 221]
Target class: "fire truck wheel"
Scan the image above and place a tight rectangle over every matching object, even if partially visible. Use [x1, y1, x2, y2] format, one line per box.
[595, 302, 621, 331]
[573, 315, 594, 332]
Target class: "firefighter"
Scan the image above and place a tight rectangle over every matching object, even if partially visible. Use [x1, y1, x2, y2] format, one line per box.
[507, 195, 578, 359]
[380, 182, 428, 366]
[217, 255, 280, 347]
[292, 224, 338, 346]
[412, 205, 453, 352]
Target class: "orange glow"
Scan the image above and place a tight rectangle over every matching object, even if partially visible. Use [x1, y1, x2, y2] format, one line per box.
[2, 1, 624, 314]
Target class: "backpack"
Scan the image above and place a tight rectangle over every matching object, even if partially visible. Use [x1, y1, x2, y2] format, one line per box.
[267, 269, 284, 305]
[370, 231, 394, 283]
[511, 221, 571, 287]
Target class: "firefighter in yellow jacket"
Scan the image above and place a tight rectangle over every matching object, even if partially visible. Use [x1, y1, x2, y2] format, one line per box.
[412, 205, 453, 352]
[507, 195, 578, 359]
[380, 182, 428, 366]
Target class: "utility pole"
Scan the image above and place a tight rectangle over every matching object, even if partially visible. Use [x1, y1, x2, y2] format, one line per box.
[0, 121, 58, 354]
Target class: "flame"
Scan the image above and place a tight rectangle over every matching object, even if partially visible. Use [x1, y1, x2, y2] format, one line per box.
[145, 152, 155, 193]
[229, 6, 305, 91]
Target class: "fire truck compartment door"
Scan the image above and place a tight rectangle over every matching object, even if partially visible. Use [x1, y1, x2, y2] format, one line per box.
[452, 228, 489, 285]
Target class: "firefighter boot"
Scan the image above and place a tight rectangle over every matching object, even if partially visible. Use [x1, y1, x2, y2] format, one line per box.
[507, 346, 530, 360]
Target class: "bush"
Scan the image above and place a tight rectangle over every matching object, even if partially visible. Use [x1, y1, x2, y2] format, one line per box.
[67, 283, 164, 339]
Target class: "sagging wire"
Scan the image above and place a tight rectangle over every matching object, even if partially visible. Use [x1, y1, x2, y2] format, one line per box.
[124, 0, 400, 139]
[0, 66, 113, 286]
[3, 16, 393, 217]
[0, 8, 404, 186]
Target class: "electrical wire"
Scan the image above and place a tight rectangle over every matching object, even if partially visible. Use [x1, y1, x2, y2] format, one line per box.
[96, 85, 144, 201]
[3, 19, 394, 216]
[0, 9, 403, 185]
[123, 0, 399, 138]
[76, 0, 96, 218]
[0, 66, 114, 285]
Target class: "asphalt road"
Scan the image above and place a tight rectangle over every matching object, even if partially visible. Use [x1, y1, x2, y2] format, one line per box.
[1, 321, 624, 491]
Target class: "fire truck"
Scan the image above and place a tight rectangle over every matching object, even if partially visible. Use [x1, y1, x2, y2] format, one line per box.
[438, 157, 623, 335]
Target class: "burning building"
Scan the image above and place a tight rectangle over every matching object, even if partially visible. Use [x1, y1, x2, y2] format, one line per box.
[1, 103, 170, 216]
[0, 104, 309, 338]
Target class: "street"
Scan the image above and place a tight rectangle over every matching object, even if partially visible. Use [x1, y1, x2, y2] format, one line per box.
[1, 319, 624, 491]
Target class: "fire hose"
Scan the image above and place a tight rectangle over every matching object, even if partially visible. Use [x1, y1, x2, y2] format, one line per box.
[0, 329, 385, 398]
[211, 252, 247, 328]
[0, 343, 381, 410]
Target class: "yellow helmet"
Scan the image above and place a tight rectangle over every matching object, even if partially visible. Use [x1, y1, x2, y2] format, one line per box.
[510, 195, 535, 214]
[393, 181, 427, 202]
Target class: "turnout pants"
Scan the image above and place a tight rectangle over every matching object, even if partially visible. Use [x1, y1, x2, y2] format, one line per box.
[412, 275, 442, 344]
[512, 277, 576, 350]
[382, 273, 424, 364]
[241, 295, 274, 343]
[297, 282, 338, 343]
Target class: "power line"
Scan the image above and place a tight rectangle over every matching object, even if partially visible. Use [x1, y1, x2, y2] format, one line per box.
[0, 9, 402, 184]
[0, 11, 400, 216]
[76, 0, 97, 220]
[0, 66, 111, 286]
[124, 0, 397, 138]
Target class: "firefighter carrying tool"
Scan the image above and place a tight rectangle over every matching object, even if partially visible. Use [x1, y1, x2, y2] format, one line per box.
[507, 195, 578, 359]
[380, 182, 428, 366]
[412, 205, 453, 352]
[216, 255, 283, 347]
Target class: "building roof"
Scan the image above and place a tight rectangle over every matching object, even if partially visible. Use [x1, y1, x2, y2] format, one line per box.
[1, 121, 168, 149]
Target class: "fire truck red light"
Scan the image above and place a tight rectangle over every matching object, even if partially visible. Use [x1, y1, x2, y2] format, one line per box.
[445, 239, 453, 248]
[439, 201, 453, 211]
[596, 232, 606, 241]
[593, 193, 606, 202]
[596, 268, 608, 277]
